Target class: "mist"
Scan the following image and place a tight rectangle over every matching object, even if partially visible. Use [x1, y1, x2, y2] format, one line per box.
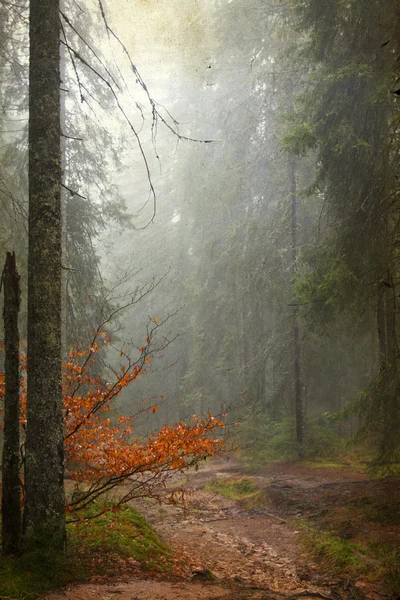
[0, 0, 399, 596]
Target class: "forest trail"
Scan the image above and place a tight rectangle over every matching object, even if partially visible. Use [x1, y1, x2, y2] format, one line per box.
[48, 459, 398, 600]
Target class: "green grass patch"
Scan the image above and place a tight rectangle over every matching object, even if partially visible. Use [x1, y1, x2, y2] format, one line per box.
[206, 477, 264, 507]
[301, 525, 367, 574]
[0, 501, 174, 599]
[300, 522, 400, 595]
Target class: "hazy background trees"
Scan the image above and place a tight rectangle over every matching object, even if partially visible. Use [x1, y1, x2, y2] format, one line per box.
[98, 0, 399, 467]
[1, 0, 399, 508]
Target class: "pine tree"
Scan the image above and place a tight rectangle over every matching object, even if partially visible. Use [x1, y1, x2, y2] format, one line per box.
[24, 0, 66, 551]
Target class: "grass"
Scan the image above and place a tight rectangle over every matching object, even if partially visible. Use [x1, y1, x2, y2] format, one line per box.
[0, 500, 174, 600]
[206, 476, 264, 507]
[302, 526, 367, 574]
[367, 540, 400, 591]
[300, 500, 400, 595]
[300, 458, 366, 471]
[305, 529, 400, 594]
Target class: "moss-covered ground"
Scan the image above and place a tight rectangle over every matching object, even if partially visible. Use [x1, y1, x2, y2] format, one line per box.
[0, 501, 174, 600]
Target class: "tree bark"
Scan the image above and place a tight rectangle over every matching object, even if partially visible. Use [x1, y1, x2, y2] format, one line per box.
[24, 0, 66, 551]
[1, 252, 21, 555]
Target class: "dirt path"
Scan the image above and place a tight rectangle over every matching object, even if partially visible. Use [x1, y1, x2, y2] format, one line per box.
[133, 460, 305, 590]
[48, 459, 399, 600]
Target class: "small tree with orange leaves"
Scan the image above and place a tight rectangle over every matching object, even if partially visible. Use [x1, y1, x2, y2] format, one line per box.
[0, 319, 225, 521]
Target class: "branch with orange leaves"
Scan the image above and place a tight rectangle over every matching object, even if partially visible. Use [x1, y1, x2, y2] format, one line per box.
[65, 413, 224, 519]
[62, 328, 225, 516]
[0, 323, 225, 518]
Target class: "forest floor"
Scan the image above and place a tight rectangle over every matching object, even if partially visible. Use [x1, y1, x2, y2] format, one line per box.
[47, 457, 400, 600]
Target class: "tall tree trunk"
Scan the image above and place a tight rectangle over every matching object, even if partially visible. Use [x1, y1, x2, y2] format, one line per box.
[377, 272, 399, 453]
[1, 252, 21, 555]
[24, 0, 66, 551]
[384, 272, 397, 368]
[377, 283, 388, 371]
[288, 156, 305, 459]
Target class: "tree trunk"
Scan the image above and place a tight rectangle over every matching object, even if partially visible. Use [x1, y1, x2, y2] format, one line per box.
[288, 156, 305, 460]
[384, 272, 397, 368]
[377, 274, 398, 370]
[377, 273, 399, 452]
[1, 252, 21, 555]
[377, 283, 388, 371]
[24, 0, 66, 552]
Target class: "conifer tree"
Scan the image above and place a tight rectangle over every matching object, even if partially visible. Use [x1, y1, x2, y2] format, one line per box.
[24, 0, 66, 551]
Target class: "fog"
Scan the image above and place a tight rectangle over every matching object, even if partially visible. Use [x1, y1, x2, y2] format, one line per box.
[1, 0, 400, 592]
[1, 0, 399, 485]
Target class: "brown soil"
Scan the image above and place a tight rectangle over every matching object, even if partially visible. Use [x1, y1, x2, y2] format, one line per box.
[47, 459, 400, 600]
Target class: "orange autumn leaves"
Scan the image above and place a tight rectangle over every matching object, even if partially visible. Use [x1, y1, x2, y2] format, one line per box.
[0, 334, 225, 513]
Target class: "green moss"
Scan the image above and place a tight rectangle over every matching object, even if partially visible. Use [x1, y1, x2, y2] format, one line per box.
[0, 549, 73, 600]
[0, 501, 173, 599]
[68, 500, 173, 573]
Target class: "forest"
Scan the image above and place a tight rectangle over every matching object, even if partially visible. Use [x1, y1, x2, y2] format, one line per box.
[0, 0, 399, 599]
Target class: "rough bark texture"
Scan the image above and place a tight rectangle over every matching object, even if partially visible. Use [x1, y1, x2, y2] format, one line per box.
[1, 252, 21, 555]
[24, 0, 66, 551]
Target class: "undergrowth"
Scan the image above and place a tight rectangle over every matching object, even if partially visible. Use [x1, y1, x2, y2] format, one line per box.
[299, 511, 400, 594]
[0, 550, 74, 600]
[238, 416, 349, 468]
[0, 500, 174, 600]
[367, 540, 400, 590]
